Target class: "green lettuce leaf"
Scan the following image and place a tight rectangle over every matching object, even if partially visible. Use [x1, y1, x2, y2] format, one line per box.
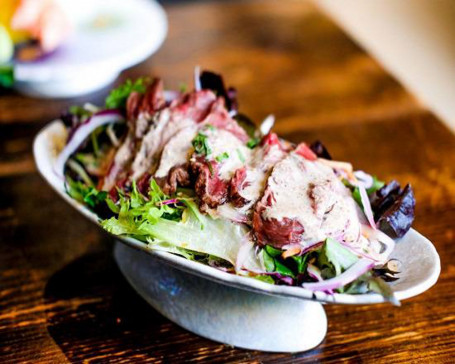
[105, 78, 148, 109]
[261, 246, 296, 278]
[101, 180, 251, 265]
[367, 176, 385, 195]
[318, 238, 359, 276]
[349, 176, 384, 207]
[345, 273, 400, 306]
[66, 176, 107, 208]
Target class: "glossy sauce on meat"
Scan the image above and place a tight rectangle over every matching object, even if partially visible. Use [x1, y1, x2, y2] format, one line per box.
[253, 151, 361, 248]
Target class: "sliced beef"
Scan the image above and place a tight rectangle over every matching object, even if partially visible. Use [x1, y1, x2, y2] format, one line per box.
[253, 205, 306, 248]
[133, 80, 166, 139]
[155, 164, 191, 195]
[137, 172, 152, 195]
[229, 167, 248, 207]
[253, 148, 361, 248]
[192, 159, 229, 211]
[153, 95, 249, 202]
[294, 143, 317, 161]
[155, 126, 198, 178]
[101, 79, 166, 191]
[139, 79, 166, 115]
[190, 129, 250, 210]
[168, 90, 217, 126]
[156, 96, 245, 182]
[129, 111, 171, 180]
[208, 129, 251, 180]
[229, 132, 287, 209]
[201, 98, 249, 143]
[167, 164, 191, 192]
[130, 90, 217, 180]
[101, 131, 135, 191]
[126, 91, 142, 123]
[189, 107, 251, 211]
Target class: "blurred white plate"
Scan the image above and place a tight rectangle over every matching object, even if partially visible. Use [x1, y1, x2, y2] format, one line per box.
[14, 0, 167, 98]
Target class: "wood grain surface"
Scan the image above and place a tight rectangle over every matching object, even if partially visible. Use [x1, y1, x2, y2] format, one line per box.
[1, 0, 454, 362]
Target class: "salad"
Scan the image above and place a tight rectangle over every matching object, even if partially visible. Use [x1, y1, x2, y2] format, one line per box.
[57, 69, 415, 304]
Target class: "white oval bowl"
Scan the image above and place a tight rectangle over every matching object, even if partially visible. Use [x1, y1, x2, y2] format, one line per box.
[33, 120, 441, 305]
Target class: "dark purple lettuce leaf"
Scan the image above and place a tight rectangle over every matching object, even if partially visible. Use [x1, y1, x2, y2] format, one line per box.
[370, 182, 415, 239]
[60, 111, 84, 143]
[377, 184, 415, 239]
[370, 180, 401, 220]
[200, 70, 238, 112]
[310, 140, 332, 160]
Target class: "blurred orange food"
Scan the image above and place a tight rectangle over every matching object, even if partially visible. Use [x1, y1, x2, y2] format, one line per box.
[4, 0, 71, 53]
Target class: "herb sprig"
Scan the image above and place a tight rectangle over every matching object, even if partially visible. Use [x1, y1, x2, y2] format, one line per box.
[192, 132, 212, 156]
[105, 78, 148, 109]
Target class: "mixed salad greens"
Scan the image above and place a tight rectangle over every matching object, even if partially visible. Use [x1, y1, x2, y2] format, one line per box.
[58, 69, 415, 305]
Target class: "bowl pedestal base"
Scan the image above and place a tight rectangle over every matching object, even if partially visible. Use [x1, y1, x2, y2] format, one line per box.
[114, 241, 327, 353]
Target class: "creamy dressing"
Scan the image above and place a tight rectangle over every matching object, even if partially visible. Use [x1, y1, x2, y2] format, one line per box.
[206, 129, 252, 180]
[160, 114, 197, 149]
[131, 107, 199, 180]
[240, 169, 266, 204]
[130, 110, 170, 179]
[135, 112, 151, 139]
[155, 126, 197, 177]
[155, 123, 251, 182]
[262, 153, 361, 245]
[238, 143, 286, 204]
[208, 203, 248, 223]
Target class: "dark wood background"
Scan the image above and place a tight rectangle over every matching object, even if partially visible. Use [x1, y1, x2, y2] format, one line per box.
[1, 1, 454, 362]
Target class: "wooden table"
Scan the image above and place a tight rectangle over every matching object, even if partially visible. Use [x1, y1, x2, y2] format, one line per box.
[1, 1, 454, 362]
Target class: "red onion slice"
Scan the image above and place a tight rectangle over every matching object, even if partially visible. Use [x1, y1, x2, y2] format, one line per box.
[307, 263, 334, 294]
[302, 258, 374, 292]
[260, 114, 275, 136]
[354, 170, 374, 189]
[216, 204, 249, 224]
[235, 233, 255, 272]
[361, 225, 395, 262]
[339, 224, 395, 264]
[307, 263, 323, 282]
[339, 241, 380, 262]
[194, 66, 201, 91]
[300, 241, 324, 255]
[159, 198, 180, 206]
[358, 184, 377, 229]
[55, 110, 125, 178]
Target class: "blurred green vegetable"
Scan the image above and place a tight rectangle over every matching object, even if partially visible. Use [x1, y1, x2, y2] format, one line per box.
[0, 25, 13, 63]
